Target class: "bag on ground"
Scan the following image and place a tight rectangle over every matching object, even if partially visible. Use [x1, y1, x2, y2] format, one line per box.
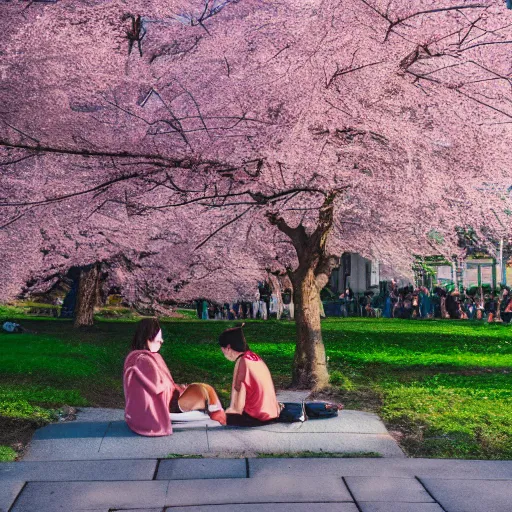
[278, 402, 306, 423]
[304, 402, 342, 419]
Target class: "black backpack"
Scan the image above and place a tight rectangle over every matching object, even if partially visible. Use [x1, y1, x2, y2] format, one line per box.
[305, 401, 341, 419]
[279, 402, 306, 423]
[278, 402, 342, 422]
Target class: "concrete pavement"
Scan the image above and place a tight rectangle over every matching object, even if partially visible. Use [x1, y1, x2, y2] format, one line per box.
[2, 457, 512, 511]
[21, 403, 404, 460]
[1, 394, 511, 511]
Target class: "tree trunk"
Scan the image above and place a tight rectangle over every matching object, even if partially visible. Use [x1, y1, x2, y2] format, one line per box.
[266, 191, 340, 391]
[74, 264, 100, 328]
[291, 267, 329, 390]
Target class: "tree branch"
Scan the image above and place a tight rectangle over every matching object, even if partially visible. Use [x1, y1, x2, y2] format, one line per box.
[315, 254, 340, 289]
[0, 171, 152, 208]
[327, 60, 385, 89]
[194, 205, 253, 250]
[265, 211, 308, 252]
[0, 139, 204, 165]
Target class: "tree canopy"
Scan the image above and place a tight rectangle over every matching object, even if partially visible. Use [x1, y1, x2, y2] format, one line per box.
[1, 0, 511, 307]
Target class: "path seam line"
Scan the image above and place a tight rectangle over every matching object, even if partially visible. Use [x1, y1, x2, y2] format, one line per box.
[416, 476, 448, 512]
[7, 481, 28, 512]
[342, 476, 363, 512]
[152, 459, 161, 480]
[97, 422, 111, 453]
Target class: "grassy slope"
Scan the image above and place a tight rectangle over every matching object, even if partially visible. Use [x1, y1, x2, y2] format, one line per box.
[0, 312, 511, 460]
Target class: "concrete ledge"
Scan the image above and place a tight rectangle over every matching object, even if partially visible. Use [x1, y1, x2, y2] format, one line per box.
[156, 458, 247, 480]
[420, 477, 512, 512]
[206, 430, 404, 457]
[344, 477, 434, 503]
[0, 460, 157, 481]
[23, 421, 108, 461]
[22, 407, 404, 460]
[167, 505, 359, 512]
[249, 458, 512, 479]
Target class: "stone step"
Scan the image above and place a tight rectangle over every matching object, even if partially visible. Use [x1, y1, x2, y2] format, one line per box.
[5, 457, 512, 483]
[4, 459, 512, 512]
[10, 476, 354, 511]
[0, 459, 157, 482]
[22, 409, 404, 461]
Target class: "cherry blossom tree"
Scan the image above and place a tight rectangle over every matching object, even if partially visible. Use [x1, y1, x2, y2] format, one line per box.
[1, 0, 512, 388]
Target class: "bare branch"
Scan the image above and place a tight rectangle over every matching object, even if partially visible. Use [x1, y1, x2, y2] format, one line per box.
[455, 88, 512, 120]
[0, 171, 150, 208]
[1, 121, 40, 143]
[195, 205, 253, 250]
[358, 0, 488, 42]
[459, 39, 512, 52]
[0, 139, 210, 166]
[327, 60, 384, 89]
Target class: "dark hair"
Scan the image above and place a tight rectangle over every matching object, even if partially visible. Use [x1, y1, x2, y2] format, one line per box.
[219, 325, 248, 352]
[131, 318, 161, 351]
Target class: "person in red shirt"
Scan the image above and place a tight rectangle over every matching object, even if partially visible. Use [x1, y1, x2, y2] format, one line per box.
[123, 318, 226, 436]
[219, 325, 281, 426]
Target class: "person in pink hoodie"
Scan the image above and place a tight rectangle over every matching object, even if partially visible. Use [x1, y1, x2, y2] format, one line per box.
[123, 318, 226, 436]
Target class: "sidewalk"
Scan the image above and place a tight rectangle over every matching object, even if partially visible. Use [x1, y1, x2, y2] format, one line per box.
[2, 456, 511, 511]
[20, 391, 404, 461]
[1, 395, 511, 511]
[20, 406, 404, 461]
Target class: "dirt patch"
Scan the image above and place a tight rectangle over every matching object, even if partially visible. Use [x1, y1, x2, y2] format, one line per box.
[0, 416, 44, 460]
[80, 382, 125, 408]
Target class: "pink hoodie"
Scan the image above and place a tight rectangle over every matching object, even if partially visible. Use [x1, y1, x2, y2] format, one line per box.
[123, 350, 176, 436]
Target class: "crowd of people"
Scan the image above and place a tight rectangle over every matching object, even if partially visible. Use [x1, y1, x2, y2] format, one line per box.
[195, 286, 294, 321]
[338, 282, 512, 323]
[194, 279, 512, 325]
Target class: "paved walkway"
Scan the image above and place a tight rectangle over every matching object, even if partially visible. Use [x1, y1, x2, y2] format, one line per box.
[21, 406, 403, 461]
[2, 457, 512, 511]
[20, 392, 404, 461]
[1, 395, 511, 511]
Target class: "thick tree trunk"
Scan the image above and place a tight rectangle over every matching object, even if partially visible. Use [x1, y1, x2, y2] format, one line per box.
[291, 267, 329, 390]
[74, 264, 100, 328]
[266, 191, 340, 391]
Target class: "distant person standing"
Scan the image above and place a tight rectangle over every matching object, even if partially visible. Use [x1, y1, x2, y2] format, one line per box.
[201, 300, 209, 320]
[382, 294, 392, 318]
[252, 291, 260, 319]
[419, 287, 432, 319]
[502, 289, 512, 323]
[339, 293, 348, 317]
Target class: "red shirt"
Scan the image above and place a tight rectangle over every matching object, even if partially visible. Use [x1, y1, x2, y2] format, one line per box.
[233, 351, 280, 421]
[123, 350, 176, 436]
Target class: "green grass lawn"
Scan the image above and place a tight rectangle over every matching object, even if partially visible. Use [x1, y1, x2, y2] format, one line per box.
[0, 312, 511, 461]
